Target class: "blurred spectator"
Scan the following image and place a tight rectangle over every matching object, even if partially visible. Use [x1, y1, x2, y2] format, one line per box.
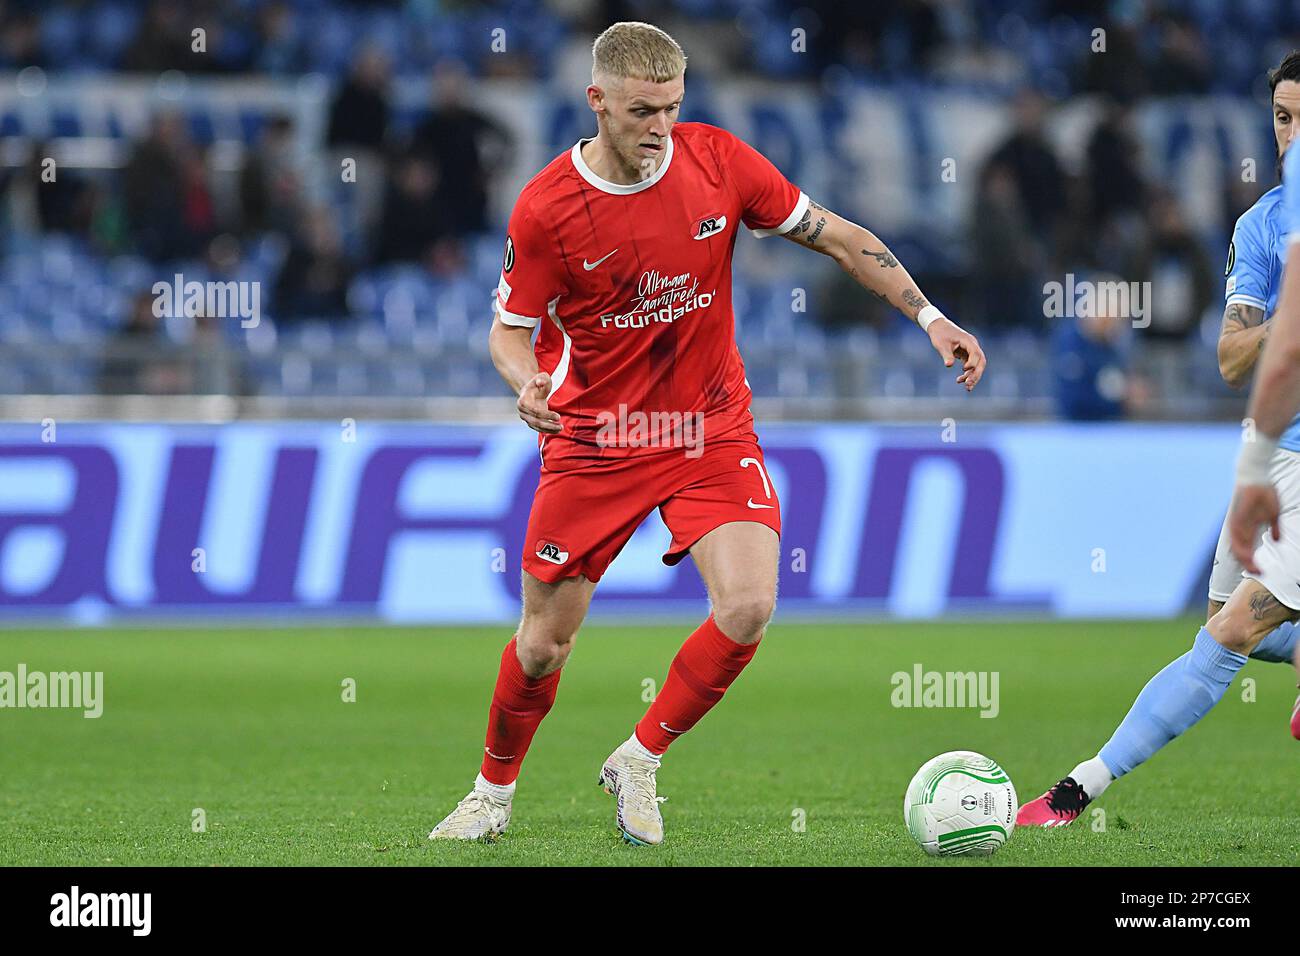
[254, 2, 306, 75]
[970, 160, 1044, 331]
[1084, 98, 1149, 273]
[1078, 18, 1148, 102]
[98, 292, 190, 395]
[983, 89, 1067, 239]
[410, 60, 511, 236]
[184, 312, 247, 395]
[239, 115, 303, 237]
[1135, 191, 1214, 341]
[122, 1, 215, 74]
[1051, 274, 1148, 420]
[122, 114, 211, 260]
[326, 45, 391, 151]
[273, 206, 354, 321]
[29, 142, 93, 235]
[1085, 98, 1147, 225]
[180, 149, 218, 247]
[9, 141, 131, 253]
[374, 154, 443, 263]
[1150, 15, 1211, 96]
[1, 141, 90, 239]
[0, 11, 42, 68]
[803, 0, 948, 77]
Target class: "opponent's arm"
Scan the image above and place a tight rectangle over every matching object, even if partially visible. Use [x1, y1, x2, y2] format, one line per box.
[1244, 261, 1300, 445]
[782, 199, 986, 390]
[1217, 301, 1268, 389]
[1228, 258, 1300, 570]
[488, 315, 560, 434]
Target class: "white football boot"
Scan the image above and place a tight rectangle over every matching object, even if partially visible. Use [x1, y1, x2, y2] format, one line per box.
[428, 776, 512, 842]
[598, 739, 665, 846]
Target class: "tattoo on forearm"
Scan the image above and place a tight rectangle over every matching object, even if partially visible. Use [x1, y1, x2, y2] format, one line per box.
[861, 248, 898, 268]
[805, 215, 827, 245]
[1222, 303, 1264, 335]
[785, 199, 831, 246]
[901, 288, 927, 311]
[787, 208, 811, 237]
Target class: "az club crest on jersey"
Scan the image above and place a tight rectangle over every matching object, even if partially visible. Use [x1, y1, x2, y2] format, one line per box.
[535, 541, 569, 565]
[693, 215, 727, 240]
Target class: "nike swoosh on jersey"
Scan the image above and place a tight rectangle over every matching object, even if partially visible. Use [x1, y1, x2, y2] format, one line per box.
[582, 248, 619, 270]
[746, 499, 775, 510]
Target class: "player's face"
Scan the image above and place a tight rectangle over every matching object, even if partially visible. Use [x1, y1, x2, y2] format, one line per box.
[1273, 80, 1300, 162]
[592, 74, 684, 175]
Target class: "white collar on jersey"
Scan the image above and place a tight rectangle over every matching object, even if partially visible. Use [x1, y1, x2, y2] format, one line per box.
[570, 136, 674, 195]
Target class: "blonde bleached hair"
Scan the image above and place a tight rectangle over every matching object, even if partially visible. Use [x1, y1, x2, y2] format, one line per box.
[592, 21, 686, 86]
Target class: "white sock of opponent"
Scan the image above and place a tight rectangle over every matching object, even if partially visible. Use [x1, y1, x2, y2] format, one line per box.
[1068, 755, 1114, 799]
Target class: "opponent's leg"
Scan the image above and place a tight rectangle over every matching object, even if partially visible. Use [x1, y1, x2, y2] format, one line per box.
[599, 521, 778, 845]
[1019, 577, 1294, 827]
[430, 571, 596, 841]
[1208, 509, 1298, 660]
[1292, 633, 1300, 740]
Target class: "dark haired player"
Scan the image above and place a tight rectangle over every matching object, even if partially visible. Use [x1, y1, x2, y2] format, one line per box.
[1019, 52, 1300, 827]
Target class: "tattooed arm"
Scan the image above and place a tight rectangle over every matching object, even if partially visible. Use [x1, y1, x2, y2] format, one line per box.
[1228, 256, 1300, 571]
[781, 198, 987, 390]
[1217, 301, 1268, 389]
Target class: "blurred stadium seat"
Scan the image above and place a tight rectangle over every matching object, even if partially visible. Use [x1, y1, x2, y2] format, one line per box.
[0, 0, 1288, 418]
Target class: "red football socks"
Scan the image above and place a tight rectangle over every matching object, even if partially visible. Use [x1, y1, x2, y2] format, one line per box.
[480, 637, 562, 785]
[635, 615, 760, 754]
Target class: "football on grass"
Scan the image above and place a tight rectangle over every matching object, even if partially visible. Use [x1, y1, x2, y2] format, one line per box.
[904, 751, 1017, 856]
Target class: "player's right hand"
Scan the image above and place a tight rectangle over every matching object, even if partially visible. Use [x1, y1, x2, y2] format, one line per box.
[926, 317, 986, 392]
[517, 372, 562, 434]
[1228, 481, 1281, 574]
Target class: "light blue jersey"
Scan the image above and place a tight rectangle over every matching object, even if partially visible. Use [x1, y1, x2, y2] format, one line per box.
[1228, 145, 1300, 449]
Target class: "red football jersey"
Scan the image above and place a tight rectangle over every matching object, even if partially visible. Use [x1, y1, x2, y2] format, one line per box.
[493, 122, 807, 464]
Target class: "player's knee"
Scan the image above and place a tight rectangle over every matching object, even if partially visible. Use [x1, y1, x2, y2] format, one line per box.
[515, 624, 576, 677]
[1207, 605, 1262, 656]
[713, 591, 774, 645]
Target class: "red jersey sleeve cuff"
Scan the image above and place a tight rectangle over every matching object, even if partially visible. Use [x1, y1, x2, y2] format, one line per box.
[749, 191, 809, 238]
[492, 295, 541, 329]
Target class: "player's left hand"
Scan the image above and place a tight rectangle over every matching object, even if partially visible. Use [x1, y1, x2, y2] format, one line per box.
[1228, 481, 1281, 574]
[927, 317, 986, 391]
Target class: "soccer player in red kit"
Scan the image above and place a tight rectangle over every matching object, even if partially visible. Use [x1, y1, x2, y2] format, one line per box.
[430, 21, 986, 845]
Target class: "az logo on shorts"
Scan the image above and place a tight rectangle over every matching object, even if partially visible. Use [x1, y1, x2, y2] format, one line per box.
[535, 541, 570, 565]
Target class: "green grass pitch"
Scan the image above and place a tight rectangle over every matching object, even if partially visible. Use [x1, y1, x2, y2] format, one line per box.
[1, 619, 1295, 866]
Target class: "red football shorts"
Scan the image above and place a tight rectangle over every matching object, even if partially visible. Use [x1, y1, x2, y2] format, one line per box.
[522, 434, 782, 584]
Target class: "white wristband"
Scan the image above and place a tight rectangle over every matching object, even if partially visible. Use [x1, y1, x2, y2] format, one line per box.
[917, 305, 944, 331]
[1236, 433, 1279, 487]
